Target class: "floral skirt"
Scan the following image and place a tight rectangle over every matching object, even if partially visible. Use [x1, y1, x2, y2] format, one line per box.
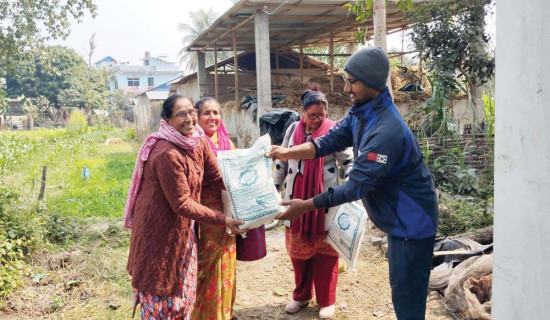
[134, 230, 198, 320]
[192, 186, 237, 320]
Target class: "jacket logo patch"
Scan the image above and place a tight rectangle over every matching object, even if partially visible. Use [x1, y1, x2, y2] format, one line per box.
[367, 152, 387, 164]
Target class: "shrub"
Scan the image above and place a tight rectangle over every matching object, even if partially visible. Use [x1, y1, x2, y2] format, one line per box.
[437, 195, 493, 237]
[66, 111, 88, 136]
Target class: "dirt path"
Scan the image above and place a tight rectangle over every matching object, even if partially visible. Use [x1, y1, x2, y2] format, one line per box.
[234, 227, 452, 320]
[1, 221, 452, 320]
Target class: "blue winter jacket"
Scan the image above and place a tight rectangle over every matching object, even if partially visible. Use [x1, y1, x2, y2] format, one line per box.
[312, 89, 438, 240]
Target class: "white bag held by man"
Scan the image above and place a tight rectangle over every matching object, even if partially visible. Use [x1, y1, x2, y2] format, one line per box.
[218, 134, 283, 230]
[326, 201, 368, 269]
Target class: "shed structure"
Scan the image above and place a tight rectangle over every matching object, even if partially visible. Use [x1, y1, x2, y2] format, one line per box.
[185, 0, 422, 135]
[170, 50, 337, 103]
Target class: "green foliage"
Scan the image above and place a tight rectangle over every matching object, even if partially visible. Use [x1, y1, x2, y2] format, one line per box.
[405, 74, 458, 138]
[4, 46, 87, 107]
[0, 1, 97, 77]
[48, 154, 134, 218]
[0, 126, 135, 298]
[409, 0, 495, 97]
[0, 129, 66, 175]
[483, 93, 495, 138]
[438, 196, 493, 237]
[126, 128, 136, 141]
[0, 237, 28, 298]
[108, 89, 132, 111]
[0, 78, 7, 116]
[57, 65, 110, 111]
[343, 0, 413, 44]
[66, 112, 88, 136]
[432, 141, 480, 196]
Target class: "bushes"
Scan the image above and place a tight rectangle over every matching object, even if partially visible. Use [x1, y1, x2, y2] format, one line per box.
[437, 196, 493, 237]
[66, 111, 88, 136]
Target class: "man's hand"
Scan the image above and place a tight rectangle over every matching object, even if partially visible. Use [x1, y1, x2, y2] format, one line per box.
[265, 145, 290, 161]
[276, 198, 315, 221]
[225, 217, 247, 235]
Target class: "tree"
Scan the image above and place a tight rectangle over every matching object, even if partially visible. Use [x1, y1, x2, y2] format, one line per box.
[5, 46, 87, 108]
[178, 8, 231, 74]
[409, 0, 494, 96]
[57, 65, 109, 112]
[0, 0, 97, 77]
[408, 0, 495, 136]
[108, 89, 133, 111]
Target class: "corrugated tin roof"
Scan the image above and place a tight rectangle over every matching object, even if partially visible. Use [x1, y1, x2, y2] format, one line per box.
[187, 0, 424, 52]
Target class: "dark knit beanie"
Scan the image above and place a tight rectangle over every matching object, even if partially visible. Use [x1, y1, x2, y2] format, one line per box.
[344, 46, 389, 92]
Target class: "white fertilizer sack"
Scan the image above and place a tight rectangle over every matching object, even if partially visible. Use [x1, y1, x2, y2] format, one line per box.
[326, 201, 368, 269]
[217, 134, 283, 230]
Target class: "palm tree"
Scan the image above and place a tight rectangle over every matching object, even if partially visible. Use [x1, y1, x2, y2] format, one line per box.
[178, 8, 231, 74]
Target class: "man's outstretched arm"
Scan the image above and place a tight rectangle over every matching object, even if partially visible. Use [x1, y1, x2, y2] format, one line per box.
[265, 141, 316, 162]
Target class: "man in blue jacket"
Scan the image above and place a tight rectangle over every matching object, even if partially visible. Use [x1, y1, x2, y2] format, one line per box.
[267, 47, 438, 320]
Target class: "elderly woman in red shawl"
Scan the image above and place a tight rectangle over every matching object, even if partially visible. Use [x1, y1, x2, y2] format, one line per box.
[124, 95, 245, 320]
[192, 97, 266, 320]
[272, 84, 354, 319]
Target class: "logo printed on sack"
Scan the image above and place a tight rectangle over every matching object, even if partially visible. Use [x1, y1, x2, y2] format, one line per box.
[367, 152, 387, 164]
[338, 213, 351, 231]
[238, 169, 258, 186]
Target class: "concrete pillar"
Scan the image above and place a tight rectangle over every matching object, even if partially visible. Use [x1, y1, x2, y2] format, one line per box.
[254, 12, 272, 123]
[197, 52, 207, 97]
[493, 0, 550, 319]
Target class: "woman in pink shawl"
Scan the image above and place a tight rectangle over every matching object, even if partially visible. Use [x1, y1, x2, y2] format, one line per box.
[124, 95, 245, 320]
[192, 97, 267, 320]
[272, 84, 354, 319]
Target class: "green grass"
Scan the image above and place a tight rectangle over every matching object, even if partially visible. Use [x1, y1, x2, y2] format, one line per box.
[47, 153, 135, 218]
[0, 126, 138, 301]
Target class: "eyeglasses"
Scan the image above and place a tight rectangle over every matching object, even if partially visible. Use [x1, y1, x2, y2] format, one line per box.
[173, 109, 197, 119]
[342, 75, 358, 88]
[306, 112, 326, 120]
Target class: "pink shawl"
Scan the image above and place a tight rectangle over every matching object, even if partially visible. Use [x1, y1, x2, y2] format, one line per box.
[290, 117, 336, 242]
[123, 119, 205, 229]
[204, 121, 232, 155]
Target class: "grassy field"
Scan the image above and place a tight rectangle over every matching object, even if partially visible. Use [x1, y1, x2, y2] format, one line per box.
[0, 125, 138, 318]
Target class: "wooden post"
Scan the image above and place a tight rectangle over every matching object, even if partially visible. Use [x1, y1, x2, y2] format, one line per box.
[38, 165, 47, 200]
[275, 50, 280, 88]
[300, 42, 304, 83]
[197, 52, 207, 97]
[329, 26, 334, 94]
[214, 46, 219, 101]
[401, 29, 405, 66]
[233, 31, 239, 106]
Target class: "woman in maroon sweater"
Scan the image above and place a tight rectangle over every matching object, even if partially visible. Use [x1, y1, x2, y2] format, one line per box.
[124, 95, 245, 320]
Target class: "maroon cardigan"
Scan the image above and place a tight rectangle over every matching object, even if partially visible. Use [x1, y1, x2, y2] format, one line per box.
[126, 138, 226, 295]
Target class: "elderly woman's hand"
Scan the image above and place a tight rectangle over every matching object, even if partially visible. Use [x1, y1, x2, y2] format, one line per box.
[225, 217, 247, 235]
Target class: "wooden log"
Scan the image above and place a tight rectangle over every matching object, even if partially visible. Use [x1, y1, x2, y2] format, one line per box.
[448, 226, 494, 245]
[38, 165, 47, 200]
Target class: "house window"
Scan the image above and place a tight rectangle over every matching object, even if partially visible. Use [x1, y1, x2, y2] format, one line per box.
[127, 77, 140, 87]
[148, 77, 154, 87]
[114, 79, 118, 90]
